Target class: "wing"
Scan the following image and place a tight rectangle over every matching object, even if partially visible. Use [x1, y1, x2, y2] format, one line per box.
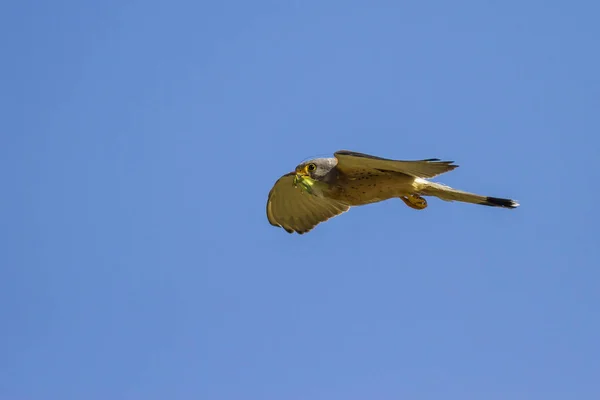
[334, 150, 458, 179]
[266, 173, 350, 234]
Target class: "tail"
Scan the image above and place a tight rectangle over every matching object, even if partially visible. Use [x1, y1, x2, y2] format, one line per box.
[418, 180, 519, 209]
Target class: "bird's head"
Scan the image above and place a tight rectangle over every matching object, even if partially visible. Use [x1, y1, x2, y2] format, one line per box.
[292, 157, 337, 195]
[294, 158, 337, 181]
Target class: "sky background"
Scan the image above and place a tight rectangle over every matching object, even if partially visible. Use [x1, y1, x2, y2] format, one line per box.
[2, 1, 599, 399]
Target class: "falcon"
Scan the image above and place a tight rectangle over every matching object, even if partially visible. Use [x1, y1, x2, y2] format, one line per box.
[266, 150, 519, 234]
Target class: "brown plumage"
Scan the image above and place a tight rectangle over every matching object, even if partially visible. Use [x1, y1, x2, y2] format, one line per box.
[267, 150, 519, 234]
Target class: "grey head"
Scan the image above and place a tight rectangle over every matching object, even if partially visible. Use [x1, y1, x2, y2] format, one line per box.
[294, 157, 338, 182]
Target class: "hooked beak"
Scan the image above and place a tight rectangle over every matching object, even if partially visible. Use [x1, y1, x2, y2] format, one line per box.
[295, 165, 309, 177]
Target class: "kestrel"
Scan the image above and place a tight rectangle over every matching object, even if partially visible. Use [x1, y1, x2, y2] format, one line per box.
[266, 150, 519, 234]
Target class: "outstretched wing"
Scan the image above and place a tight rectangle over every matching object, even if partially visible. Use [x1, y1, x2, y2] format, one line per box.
[266, 173, 350, 234]
[334, 150, 458, 179]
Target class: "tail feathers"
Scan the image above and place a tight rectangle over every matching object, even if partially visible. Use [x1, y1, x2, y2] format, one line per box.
[420, 181, 519, 209]
[482, 196, 519, 209]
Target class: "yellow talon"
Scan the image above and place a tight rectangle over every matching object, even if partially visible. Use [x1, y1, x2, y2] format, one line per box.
[400, 194, 428, 210]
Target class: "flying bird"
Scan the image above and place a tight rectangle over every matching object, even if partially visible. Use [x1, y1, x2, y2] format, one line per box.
[266, 150, 519, 234]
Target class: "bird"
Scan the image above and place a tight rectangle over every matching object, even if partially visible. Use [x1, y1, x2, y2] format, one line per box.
[266, 150, 519, 234]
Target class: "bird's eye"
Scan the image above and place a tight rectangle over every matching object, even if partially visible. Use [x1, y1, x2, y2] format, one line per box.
[307, 163, 316, 172]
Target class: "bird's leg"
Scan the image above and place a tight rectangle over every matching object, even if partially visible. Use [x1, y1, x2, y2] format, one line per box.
[400, 194, 428, 210]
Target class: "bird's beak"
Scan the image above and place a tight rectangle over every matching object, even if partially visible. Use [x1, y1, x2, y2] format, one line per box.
[295, 166, 309, 177]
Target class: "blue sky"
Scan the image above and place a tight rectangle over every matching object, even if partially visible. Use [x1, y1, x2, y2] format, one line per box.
[2, 1, 599, 399]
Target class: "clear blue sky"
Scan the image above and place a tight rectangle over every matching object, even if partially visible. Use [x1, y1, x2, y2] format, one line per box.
[2, 1, 599, 399]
